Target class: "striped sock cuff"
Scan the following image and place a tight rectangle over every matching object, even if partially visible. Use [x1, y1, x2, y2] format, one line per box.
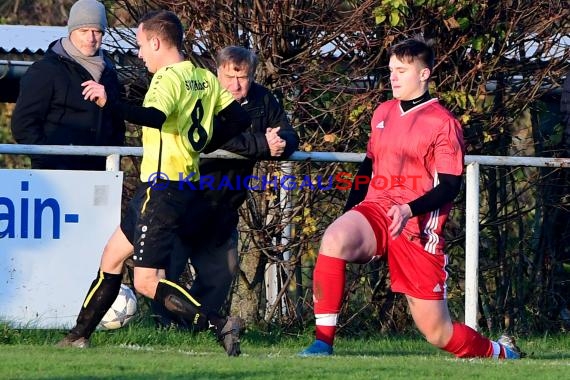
[315, 313, 338, 326]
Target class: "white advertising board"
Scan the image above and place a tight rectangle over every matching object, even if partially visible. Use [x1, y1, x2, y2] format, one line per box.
[0, 169, 123, 328]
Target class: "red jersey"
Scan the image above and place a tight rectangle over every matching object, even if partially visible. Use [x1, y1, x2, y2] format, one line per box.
[365, 98, 465, 253]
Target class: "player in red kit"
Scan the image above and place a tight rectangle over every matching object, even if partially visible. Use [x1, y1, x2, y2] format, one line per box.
[299, 37, 521, 359]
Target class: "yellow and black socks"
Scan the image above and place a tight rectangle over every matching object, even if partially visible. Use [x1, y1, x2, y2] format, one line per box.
[70, 270, 122, 339]
[154, 279, 225, 331]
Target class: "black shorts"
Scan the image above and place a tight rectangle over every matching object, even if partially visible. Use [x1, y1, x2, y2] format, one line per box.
[121, 181, 207, 269]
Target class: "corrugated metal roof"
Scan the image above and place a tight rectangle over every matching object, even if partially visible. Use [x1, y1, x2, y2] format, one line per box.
[0, 25, 137, 55]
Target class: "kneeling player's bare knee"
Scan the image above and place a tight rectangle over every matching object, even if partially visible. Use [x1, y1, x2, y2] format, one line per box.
[422, 328, 449, 348]
[321, 228, 347, 252]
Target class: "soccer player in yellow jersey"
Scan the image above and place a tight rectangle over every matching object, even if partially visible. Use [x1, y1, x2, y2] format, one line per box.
[57, 10, 250, 356]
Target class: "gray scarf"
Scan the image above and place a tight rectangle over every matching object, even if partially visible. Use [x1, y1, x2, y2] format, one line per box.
[61, 37, 106, 82]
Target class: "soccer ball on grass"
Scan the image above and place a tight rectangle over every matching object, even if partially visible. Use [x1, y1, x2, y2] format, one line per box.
[99, 284, 137, 330]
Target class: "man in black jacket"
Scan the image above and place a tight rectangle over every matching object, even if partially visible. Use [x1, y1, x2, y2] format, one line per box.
[11, 0, 125, 170]
[153, 46, 299, 327]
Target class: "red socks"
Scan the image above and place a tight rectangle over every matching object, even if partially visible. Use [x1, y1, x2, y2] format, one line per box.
[312, 254, 501, 358]
[442, 322, 499, 358]
[312, 256, 502, 359]
[313, 254, 346, 346]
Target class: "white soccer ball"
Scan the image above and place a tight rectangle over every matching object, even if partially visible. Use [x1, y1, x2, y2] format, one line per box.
[99, 284, 138, 330]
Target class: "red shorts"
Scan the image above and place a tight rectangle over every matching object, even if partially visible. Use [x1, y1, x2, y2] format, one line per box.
[352, 201, 448, 300]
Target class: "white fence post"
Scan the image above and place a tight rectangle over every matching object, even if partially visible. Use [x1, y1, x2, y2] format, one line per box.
[106, 154, 121, 171]
[464, 162, 480, 330]
[265, 161, 293, 320]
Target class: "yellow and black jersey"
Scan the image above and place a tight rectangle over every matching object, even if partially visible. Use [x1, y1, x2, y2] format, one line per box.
[140, 61, 234, 181]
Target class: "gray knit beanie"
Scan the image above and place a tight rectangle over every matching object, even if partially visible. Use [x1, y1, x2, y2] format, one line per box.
[67, 0, 108, 34]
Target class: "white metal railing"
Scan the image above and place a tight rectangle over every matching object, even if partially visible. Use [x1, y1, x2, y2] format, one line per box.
[1, 143, 570, 330]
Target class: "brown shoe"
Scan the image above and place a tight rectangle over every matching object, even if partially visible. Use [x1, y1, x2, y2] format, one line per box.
[56, 335, 90, 348]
